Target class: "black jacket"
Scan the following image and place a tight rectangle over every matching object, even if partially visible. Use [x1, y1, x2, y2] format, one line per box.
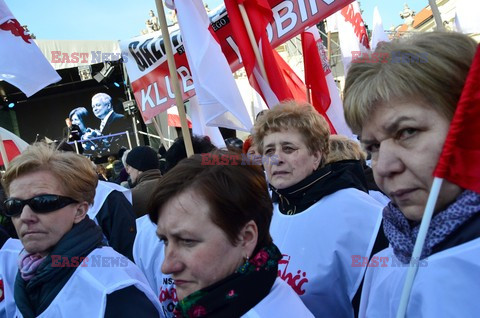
[0, 224, 9, 248]
[102, 112, 126, 136]
[271, 160, 369, 215]
[95, 190, 136, 261]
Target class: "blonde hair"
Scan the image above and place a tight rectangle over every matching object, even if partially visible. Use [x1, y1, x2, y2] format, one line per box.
[343, 32, 477, 134]
[2, 143, 98, 204]
[253, 101, 330, 167]
[326, 135, 366, 164]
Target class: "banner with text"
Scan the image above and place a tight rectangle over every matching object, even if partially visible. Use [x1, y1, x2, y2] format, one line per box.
[119, 0, 353, 122]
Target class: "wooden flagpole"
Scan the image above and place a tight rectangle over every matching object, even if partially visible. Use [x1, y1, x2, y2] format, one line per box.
[327, 31, 332, 63]
[155, 0, 194, 157]
[237, 3, 269, 85]
[0, 134, 9, 169]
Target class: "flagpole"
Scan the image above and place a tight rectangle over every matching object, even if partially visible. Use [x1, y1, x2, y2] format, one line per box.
[327, 31, 332, 63]
[396, 177, 444, 318]
[237, 3, 269, 85]
[155, 0, 194, 157]
[125, 130, 133, 149]
[73, 141, 80, 154]
[428, 0, 446, 31]
[0, 134, 9, 169]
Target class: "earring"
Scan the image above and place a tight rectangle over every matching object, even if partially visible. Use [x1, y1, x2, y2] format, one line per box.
[237, 255, 250, 274]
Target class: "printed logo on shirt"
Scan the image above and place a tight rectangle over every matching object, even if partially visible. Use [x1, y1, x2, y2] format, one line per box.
[160, 278, 178, 318]
[0, 279, 4, 302]
[277, 254, 309, 295]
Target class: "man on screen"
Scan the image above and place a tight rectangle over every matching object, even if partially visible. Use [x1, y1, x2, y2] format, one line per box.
[91, 92, 125, 135]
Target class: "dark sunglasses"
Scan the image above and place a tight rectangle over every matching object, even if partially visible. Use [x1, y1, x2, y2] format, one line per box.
[3, 194, 78, 217]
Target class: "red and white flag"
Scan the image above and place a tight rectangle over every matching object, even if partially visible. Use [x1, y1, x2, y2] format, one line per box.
[168, 0, 253, 132]
[166, 107, 192, 129]
[224, 0, 293, 107]
[434, 44, 480, 193]
[370, 6, 389, 51]
[0, 126, 29, 166]
[336, 1, 370, 74]
[0, 0, 60, 97]
[302, 26, 354, 138]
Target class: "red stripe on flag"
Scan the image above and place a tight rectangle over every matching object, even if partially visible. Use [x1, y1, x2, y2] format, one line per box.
[0, 140, 21, 166]
[225, 0, 293, 106]
[434, 44, 480, 193]
[273, 50, 307, 102]
[301, 30, 336, 134]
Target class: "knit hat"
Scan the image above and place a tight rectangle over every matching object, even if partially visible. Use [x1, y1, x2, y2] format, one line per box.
[126, 146, 159, 171]
[225, 137, 243, 151]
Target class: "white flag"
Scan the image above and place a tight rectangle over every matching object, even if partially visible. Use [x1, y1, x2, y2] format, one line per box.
[370, 6, 389, 51]
[336, 1, 370, 75]
[0, 0, 60, 97]
[170, 0, 253, 132]
[189, 96, 227, 149]
[455, 0, 480, 34]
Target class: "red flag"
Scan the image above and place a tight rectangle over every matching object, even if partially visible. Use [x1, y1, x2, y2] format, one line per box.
[0, 0, 60, 97]
[301, 27, 335, 133]
[434, 44, 480, 193]
[273, 50, 307, 103]
[225, 0, 293, 107]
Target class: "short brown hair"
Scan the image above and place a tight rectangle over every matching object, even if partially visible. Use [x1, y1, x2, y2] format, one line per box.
[326, 135, 366, 164]
[344, 32, 477, 134]
[2, 143, 98, 204]
[148, 151, 273, 254]
[253, 101, 330, 167]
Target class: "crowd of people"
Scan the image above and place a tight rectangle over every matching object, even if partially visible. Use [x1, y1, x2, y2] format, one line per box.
[1, 30, 479, 317]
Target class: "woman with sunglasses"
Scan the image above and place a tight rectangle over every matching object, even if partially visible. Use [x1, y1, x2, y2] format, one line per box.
[1, 143, 162, 318]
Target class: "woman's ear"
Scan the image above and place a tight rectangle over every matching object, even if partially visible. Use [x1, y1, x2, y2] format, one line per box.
[312, 150, 322, 170]
[73, 202, 89, 224]
[239, 220, 258, 258]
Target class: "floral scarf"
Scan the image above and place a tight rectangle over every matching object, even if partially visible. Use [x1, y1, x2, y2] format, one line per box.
[173, 244, 282, 318]
[383, 190, 480, 264]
